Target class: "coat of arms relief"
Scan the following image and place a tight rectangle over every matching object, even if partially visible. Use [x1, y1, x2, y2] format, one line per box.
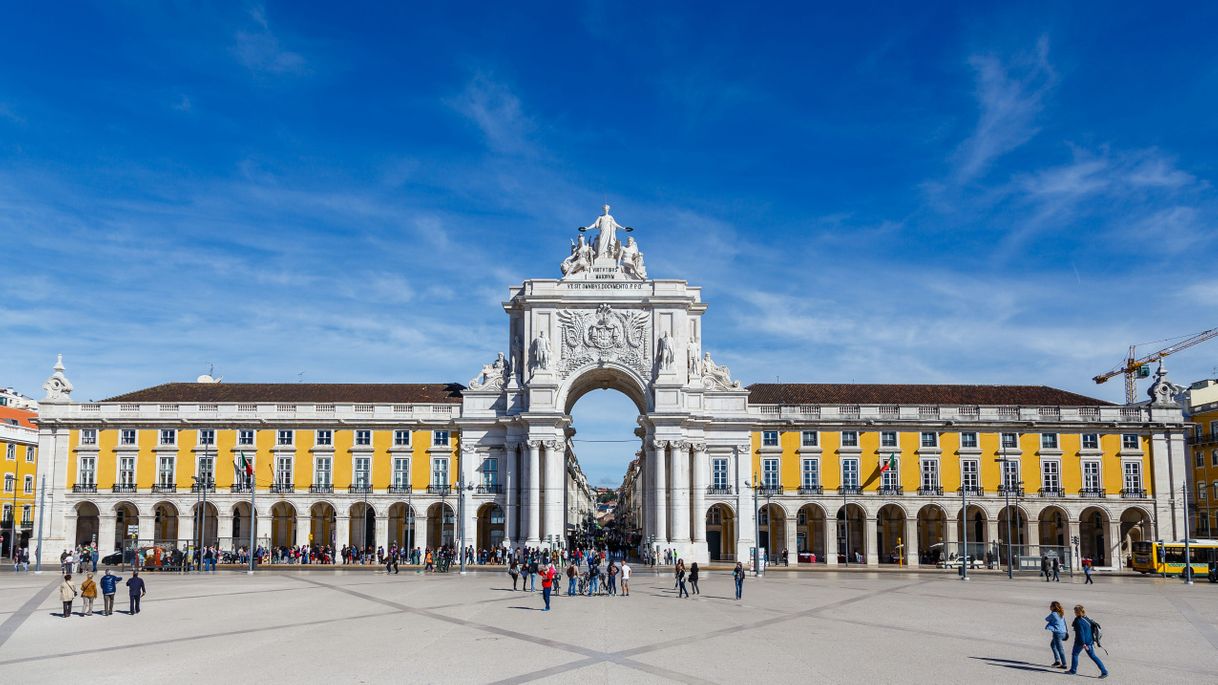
[556, 304, 650, 378]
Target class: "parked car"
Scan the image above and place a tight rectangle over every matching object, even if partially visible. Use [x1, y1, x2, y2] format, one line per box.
[101, 549, 127, 566]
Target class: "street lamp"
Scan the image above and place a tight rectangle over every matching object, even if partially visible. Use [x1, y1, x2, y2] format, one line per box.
[995, 444, 1023, 580]
[745, 476, 761, 577]
[960, 475, 970, 582]
[1182, 482, 1194, 585]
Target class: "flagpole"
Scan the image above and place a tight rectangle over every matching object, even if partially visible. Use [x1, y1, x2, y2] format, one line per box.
[246, 452, 256, 574]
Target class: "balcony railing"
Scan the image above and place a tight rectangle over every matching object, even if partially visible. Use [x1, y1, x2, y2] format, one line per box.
[349, 484, 373, 494]
[428, 484, 452, 495]
[839, 485, 862, 496]
[73, 484, 97, 494]
[758, 486, 783, 497]
[151, 483, 177, 493]
[190, 482, 216, 493]
[1187, 432, 1218, 446]
[476, 484, 503, 494]
[1038, 487, 1065, 498]
[917, 486, 943, 496]
[878, 485, 904, 496]
[388, 485, 413, 494]
[230, 483, 252, 494]
[798, 485, 823, 495]
[1120, 488, 1148, 499]
[997, 484, 1024, 497]
[270, 484, 295, 494]
[707, 486, 734, 495]
[1079, 487, 1107, 498]
[112, 484, 137, 494]
[958, 486, 984, 497]
[309, 484, 334, 494]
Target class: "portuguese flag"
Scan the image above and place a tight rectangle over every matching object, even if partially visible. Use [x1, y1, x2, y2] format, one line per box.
[235, 452, 254, 477]
[879, 453, 898, 473]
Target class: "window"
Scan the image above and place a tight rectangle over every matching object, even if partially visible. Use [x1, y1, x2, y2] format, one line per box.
[841, 431, 859, 448]
[120, 429, 137, 446]
[1122, 434, 1139, 450]
[431, 430, 450, 447]
[5, 444, 14, 460]
[881, 458, 899, 489]
[1, 505, 9, 522]
[1212, 481, 1218, 500]
[1122, 462, 1141, 493]
[880, 431, 898, 448]
[842, 458, 859, 488]
[801, 431, 818, 447]
[316, 430, 333, 446]
[277, 430, 294, 446]
[801, 459, 819, 488]
[920, 432, 938, 448]
[1001, 433, 1018, 449]
[3, 474, 13, 492]
[1082, 434, 1099, 450]
[185, 450, 208, 485]
[758, 507, 769, 525]
[1212, 451, 1218, 467]
[394, 430, 411, 447]
[118, 457, 136, 486]
[761, 458, 780, 488]
[961, 460, 979, 490]
[157, 456, 174, 485]
[392, 457, 410, 488]
[961, 432, 978, 449]
[712, 458, 729, 489]
[21, 505, 30, 525]
[198, 429, 215, 446]
[275, 456, 293, 486]
[238, 430, 255, 446]
[762, 431, 779, 447]
[79, 457, 96, 485]
[1200, 484, 1207, 501]
[1082, 461, 1101, 491]
[921, 460, 939, 490]
[355, 430, 372, 446]
[1001, 460, 1020, 489]
[315, 456, 332, 486]
[81, 429, 97, 445]
[482, 457, 498, 486]
[24, 445, 34, 462]
[353, 456, 371, 487]
[1211, 420, 1218, 436]
[1042, 461, 1060, 491]
[1040, 433, 1058, 450]
[1199, 451, 1207, 467]
[432, 457, 449, 486]
[159, 429, 176, 446]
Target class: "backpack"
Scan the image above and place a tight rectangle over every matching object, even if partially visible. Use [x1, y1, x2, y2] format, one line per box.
[1087, 617, 1106, 652]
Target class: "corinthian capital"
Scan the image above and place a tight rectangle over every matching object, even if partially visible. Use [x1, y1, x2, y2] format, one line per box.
[650, 438, 669, 451]
[543, 439, 563, 451]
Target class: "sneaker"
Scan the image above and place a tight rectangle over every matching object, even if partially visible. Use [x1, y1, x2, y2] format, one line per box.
[1099, 675, 1108, 679]
[1065, 671, 1076, 675]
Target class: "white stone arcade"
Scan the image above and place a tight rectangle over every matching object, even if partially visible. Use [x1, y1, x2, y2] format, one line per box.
[462, 207, 750, 563]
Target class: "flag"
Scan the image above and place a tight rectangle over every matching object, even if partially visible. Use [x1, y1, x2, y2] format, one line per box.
[879, 453, 897, 473]
[235, 452, 254, 476]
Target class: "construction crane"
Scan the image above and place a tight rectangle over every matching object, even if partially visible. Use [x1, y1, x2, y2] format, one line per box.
[1094, 327, 1218, 403]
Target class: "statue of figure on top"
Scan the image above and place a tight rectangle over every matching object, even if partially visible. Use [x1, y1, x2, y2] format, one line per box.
[700, 352, 741, 390]
[619, 236, 647, 280]
[468, 352, 509, 391]
[561, 233, 593, 277]
[584, 203, 627, 258]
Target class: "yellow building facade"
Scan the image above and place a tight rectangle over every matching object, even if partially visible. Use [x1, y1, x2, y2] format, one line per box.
[0, 405, 39, 556]
[1185, 378, 1218, 537]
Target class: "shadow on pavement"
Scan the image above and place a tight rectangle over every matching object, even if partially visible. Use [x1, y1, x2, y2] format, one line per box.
[970, 656, 1058, 673]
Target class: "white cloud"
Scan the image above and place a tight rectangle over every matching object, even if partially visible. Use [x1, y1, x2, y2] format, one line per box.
[449, 74, 534, 155]
[231, 3, 307, 76]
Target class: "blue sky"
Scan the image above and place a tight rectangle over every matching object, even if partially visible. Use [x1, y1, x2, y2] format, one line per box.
[3, 3, 1218, 486]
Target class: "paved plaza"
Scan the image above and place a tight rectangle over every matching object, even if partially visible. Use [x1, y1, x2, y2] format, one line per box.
[0, 569, 1216, 683]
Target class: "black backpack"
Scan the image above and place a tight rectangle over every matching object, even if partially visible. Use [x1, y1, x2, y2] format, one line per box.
[1087, 617, 1106, 652]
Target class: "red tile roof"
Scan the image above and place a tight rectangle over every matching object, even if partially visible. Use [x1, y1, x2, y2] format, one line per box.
[102, 383, 464, 404]
[746, 383, 1111, 406]
[0, 406, 37, 429]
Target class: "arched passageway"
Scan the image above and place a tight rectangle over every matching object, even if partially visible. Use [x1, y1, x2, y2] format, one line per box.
[231, 502, 257, 548]
[836, 503, 865, 564]
[955, 505, 987, 560]
[349, 502, 376, 551]
[706, 504, 735, 561]
[796, 504, 826, 563]
[153, 501, 178, 543]
[917, 504, 948, 565]
[876, 504, 907, 564]
[477, 503, 505, 550]
[428, 502, 455, 549]
[191, 501, 219, 547]
[113, 502, 138, 550]
[310, 502, 336, 548]
[1118, 507, 1152, 568]
[1038, 506, 1069, 551]
[1079, 507, 1110, 566]
[270, 502, 296, 548]
[75, 502, 99, 546]
[758, 503, 787, 563]
[389, 502, 415, 549]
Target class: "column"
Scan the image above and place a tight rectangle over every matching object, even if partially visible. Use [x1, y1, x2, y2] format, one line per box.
[784, 516, 798, 565]
[137, 508, 154, 543]
[653, 440, 668, 544]
[670, 443, 691, 544]
[375, 514, 389, 551]
[1107, 519, 1122, 569]
[413, 514, 428, 551]
[218, 512, 234, 548]
[823, 514, 837, 565]
[864, 517, 878, 565]
[691, 444, 707, 543]
[336, 515, 350, 551]
[1025, 516, 1040, 551]
[1067, 519, 1081, 570]
[504, 442, 517, 544]
[642, 442, 654, 543]
[544, 440, 564, 544]
[525, 441, 541, 546]
[986, 518, 1000, 563]
[98, 513, 117, 552]
[903, 516, 918, 567]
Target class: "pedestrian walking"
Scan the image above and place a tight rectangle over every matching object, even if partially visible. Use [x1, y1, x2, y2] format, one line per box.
[689, 562, 700, 595]
[424, 549, 434, 573]
[676, 560, 689, 598]
[508, 559, 520, 590]
[620, 561, 631, 597]
[1044, 601, 1068, 669]
[126, 570, 146, 615]
[58, 574, 77, 618]
[1041, 554, 1050, 582]
[81, 572, 98, 616]
[1083, 561, 1094, 585]
[100, 570, 119, 616]
[607, 561, 618, 596]
[540, 561, 556, 611]
[566, 561, 578, 596]
[1066, 604, 1108, 678]
[1052, 556, 1061, 582]
[528, 557, 538, 592]
[732, 561, 745, 600]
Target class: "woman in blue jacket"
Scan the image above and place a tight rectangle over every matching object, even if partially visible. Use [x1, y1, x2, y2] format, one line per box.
[1044, 601, 1068, 669]
[1067, 604, 1108, 678]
